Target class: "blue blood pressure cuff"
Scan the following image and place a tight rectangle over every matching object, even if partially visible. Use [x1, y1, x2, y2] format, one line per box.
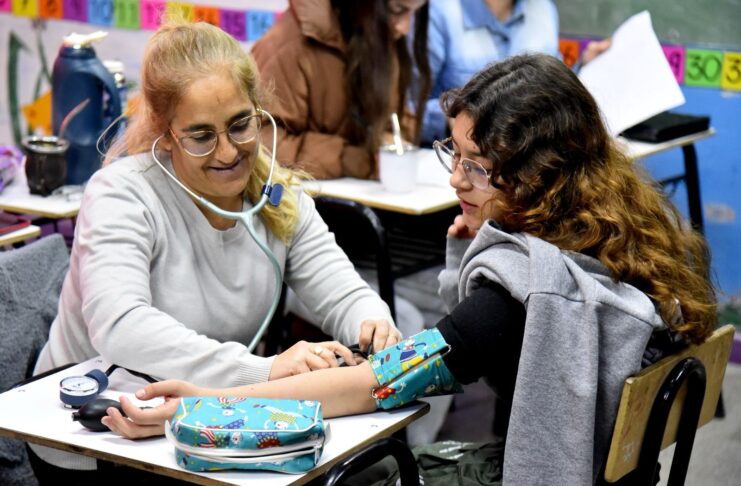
[369, 328, 463, 409]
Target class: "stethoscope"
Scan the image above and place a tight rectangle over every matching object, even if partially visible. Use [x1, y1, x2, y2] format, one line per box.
[150, 108, 284, 353]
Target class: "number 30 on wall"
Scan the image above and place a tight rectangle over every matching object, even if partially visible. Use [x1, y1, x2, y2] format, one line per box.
[684, 49, 741, 91]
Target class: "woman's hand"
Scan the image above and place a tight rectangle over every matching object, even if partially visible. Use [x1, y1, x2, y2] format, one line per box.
[448, 214, 478, 240]
[581, 38, 612, 65]
[101, 380, 199, 439]
[269, 340, 357, 380]
[358, 319, 402, 354]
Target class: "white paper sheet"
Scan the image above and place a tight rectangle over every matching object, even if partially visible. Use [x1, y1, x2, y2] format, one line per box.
[578, 11, 685, 136]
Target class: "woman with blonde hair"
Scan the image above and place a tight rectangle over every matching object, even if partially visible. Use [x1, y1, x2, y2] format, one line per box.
[30, 19, 401, 482]
[105, 54, 715, 485]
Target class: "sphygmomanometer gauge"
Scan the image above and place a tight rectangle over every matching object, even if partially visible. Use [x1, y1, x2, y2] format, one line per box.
[59, 369, 109, 408]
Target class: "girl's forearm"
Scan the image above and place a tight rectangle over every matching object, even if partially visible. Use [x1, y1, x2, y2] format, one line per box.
[197, 362, 378, 418]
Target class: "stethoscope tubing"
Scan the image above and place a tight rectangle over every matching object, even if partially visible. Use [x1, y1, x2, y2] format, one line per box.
[150, 109, 283, 353]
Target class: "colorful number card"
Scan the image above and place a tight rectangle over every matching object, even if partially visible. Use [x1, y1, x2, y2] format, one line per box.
[12, 0, 39, 17]
[720, 52, 741, 92]
[559, 36, 739, 92]
[40, 0, 63, 19]
[113, 0, 138, 29]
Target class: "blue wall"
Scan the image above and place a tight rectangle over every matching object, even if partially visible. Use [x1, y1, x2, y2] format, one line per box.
[639, 87, 741, 303]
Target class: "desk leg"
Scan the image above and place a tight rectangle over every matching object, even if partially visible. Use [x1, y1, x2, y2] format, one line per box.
[682, 144, 704, 234]
[359, 205, 396, 320]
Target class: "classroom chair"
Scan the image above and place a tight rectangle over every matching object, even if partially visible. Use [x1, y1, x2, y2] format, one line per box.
[323, 325, 735, 486]
[322, 437, 419, 486]
[600, 324, 734, 485]
[313, 196, 455, 321]
[0, 234, 69, 485]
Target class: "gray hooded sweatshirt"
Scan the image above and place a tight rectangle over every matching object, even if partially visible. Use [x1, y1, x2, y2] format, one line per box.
[438, 223, 664, 485]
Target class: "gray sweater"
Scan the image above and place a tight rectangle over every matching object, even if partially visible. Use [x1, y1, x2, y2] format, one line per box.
[439, 223, 664, 485]
[35, 153, 393, 386]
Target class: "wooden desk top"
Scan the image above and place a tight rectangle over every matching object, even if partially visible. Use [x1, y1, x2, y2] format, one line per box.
[0, 171, 82, 219]
[0, 224, 41, 246]
[0, 358, 428, 485]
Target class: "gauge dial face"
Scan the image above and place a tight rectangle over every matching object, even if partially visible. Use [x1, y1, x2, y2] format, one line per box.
[60, 376, 99, 396]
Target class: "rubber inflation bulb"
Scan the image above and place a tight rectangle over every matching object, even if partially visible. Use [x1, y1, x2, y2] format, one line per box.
[71, 398, 125, 432]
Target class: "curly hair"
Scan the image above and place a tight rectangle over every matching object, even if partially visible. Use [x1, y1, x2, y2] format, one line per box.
[442, 54, 716, 344]
[104, 19, 300, 243]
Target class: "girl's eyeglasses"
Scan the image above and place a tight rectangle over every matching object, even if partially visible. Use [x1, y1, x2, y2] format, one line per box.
[433, 137, 493, 190]
[169, 114, 261, 157]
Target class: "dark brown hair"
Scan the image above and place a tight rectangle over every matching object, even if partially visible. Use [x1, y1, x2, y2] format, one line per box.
[332, 0, 431, 153]
[442, 54, 716, 344]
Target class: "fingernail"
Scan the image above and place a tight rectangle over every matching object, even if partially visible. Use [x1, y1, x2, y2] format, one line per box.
[135, 389, 145, 398]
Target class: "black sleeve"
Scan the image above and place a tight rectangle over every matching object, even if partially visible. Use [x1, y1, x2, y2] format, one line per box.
[437, 280, 526, 386]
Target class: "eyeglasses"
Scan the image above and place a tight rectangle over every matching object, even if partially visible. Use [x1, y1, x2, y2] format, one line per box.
[433, 137, 493, 190]
[169, 114, 261, 157]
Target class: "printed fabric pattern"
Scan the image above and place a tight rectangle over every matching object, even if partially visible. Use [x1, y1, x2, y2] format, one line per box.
[370, 328, 463, 409]
[168, 397, 325, 473]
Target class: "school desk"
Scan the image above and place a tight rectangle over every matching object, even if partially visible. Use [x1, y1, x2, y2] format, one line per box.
[307, 149, 457, 319]
[0, 170, 82, 220]
[0, 357, 429, 486]
[309, 149, 457, 216]
[0, 224, 41, 247]
[619, 128, 715, 233]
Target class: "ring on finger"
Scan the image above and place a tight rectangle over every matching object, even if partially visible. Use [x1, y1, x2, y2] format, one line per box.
[313, 345, 325, 356]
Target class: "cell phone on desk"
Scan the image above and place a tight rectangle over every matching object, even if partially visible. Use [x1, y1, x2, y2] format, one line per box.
[0, 212, 31, 235]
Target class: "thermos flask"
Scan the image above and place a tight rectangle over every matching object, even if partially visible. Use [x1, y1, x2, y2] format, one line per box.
[52, 32, 121, 186]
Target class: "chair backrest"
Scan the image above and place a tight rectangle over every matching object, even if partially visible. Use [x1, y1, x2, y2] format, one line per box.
[603, 324, 735, 483]
[0, 233, 69, 392]
[0, 233, 69, 486]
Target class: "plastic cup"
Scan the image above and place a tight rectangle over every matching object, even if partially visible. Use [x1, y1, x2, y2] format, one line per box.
[21, 135, 69, 196]
[379, 144, 419, 193]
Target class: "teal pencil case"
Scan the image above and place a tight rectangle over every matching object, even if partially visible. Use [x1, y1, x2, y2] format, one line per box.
[165, 396, 326, 473]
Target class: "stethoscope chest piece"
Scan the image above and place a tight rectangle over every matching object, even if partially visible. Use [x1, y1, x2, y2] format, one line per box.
[263, 183, 284, 207]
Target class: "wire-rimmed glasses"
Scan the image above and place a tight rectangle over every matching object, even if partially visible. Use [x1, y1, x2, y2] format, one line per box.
[169, 114, 262, 157]
[433, 137, 493, 190]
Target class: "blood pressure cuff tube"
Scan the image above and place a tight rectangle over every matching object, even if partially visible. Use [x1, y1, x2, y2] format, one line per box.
[369, 328, 463, 409]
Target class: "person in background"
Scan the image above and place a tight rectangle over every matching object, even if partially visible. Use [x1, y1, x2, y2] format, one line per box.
[103, 54, 716, 485]
[29, 19, 401, 483]
[251, 0, 431, 179]
[422, 0, 610, 144]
